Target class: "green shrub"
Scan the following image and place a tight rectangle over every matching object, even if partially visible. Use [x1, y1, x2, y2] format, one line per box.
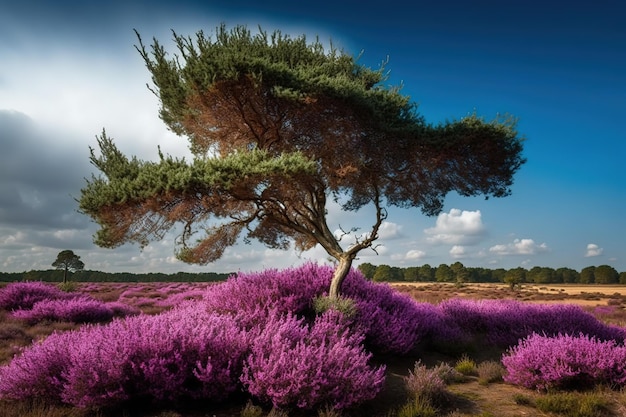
[396, 396, 438, 417]
[240, 401, 264, 417]
[312, 295, 357, 317]
[454, 355, 477, 376]
[534, 391, 609, 417]
[57, 281, 78, 293]
[512, 393, 533, 406]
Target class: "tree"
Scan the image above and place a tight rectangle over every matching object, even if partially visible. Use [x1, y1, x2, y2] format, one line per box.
[527, 266, 556, 284]
[504, 267, 526, 290]
[79, 25, 525, 299]
[450, 261, 469, 285]
[51, 250, 85, 283]
[435, 264, 454, 282]
[580, 266, 596, 284]
[403, 266, 420, 282]
[555, 267, 579, 283]
[357, 262, 377, 280]
[594, 265, 618, 284]
[372, 264, 392, 282]
[418, 264, 435, 282]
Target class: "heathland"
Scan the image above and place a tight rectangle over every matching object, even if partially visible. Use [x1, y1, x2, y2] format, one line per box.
[1, 265, 626, 417]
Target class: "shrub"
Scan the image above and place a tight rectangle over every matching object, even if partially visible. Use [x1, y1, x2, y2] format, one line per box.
[241, 309, 385, 410]
[437, 298, 626, 349]
[534, 391, 610, 417]
[502, 333, 626, 391]
[396, 395, 438, 417]
[0, 330, 70, 401]
[205, 263, 435, 355]
[431, 362, 465, 384]
[62, 304, 250, 407]
[454, 355, 477, 376]
[0, 302, 250, 408]
[476, 360, 504, 385]
[202, 263, 328, 321]
[105, 301, 141, 318]
[312, 294, 357, 317]
[11, 298, 115, 324]
[240, 401, 264, 417]
[0, 282, 75, 311]
[404, 361, 448, 404]
[341, 274, 441, 354]
[57, 281, 78, 293]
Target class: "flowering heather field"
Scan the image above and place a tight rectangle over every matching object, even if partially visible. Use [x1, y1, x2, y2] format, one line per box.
[1, 264, 626, 416]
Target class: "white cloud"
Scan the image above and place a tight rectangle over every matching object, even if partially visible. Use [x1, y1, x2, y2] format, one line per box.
[489, 238, 549, 256]
[406, 249, 427, 260]
[424, 208, 486, 245]
[449, 245, 467, 258]
[584, 243, 603, 257]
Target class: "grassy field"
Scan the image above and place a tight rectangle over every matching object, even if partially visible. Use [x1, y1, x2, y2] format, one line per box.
[2, 281, 626, 416]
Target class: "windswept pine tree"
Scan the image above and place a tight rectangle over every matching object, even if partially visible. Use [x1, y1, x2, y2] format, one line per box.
[79, 25, 525, 298]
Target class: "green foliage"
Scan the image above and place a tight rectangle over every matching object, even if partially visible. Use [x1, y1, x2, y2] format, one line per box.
[396, 396, 438, 417]
[240, 401, 264, 417]
[312, 294, 357, 317]
[454, 355, 477, 376]
[57, 281, 78, 293]
[51, 250, 85, 284]
[512, 393, 534, 406]
[534, 391, 610, 417]
[594, 265, 619, 284]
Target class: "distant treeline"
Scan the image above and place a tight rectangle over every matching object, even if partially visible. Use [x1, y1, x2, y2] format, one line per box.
[357, 262, 626, 285]
[3, 263, 625, 285]
[0, 269, 232, 283]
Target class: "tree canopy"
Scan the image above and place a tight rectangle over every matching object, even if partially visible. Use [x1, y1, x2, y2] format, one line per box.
[79, 24, 525, 298]
[52, 250, 85, 283]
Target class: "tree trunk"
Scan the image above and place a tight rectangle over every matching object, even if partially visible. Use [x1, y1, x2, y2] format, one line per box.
[328, 254, 354, 299]
[63, 267, 68, 284]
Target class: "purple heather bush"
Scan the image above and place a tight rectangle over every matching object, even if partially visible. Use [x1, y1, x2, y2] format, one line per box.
[10, 297, 116, 324]
[202, 263, 328, 323]
[0, 281, 77, 311]
[105, 301, 141, 317]
[205, 263, 432, 354]
[0, 330, 70, 401]
[0, 302, 250, 408]
[437, 298, 626, 348]
[502, 333, 626, 390]
[340, 275, 441, 354]
[241, 309, 386, 410]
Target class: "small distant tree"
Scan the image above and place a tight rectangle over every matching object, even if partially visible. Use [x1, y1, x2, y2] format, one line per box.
[78, 25, 525, 299]
[435, 264, 454, 282]
[52, 250, 85, 283]
[504, 267, 526, 290]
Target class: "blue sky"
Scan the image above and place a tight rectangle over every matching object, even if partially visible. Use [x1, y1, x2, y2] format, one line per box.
[1, 0, 624, 274]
